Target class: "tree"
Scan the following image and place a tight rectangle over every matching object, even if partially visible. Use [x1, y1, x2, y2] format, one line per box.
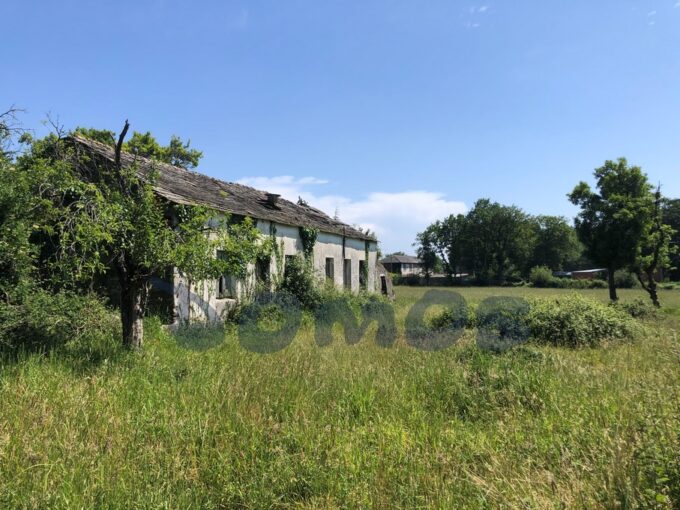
[633, 187, 675, 307]
[569, 158, 655, 301]
[415, 214, 466, 280]
[462, 199, 535, 282]
[662, 198, 680, 281]
[414, 228, 438, 282]
[17, 122, 264, 348]
[73, 127, 202, 169]
[0, 107, 37, 299]
[529, 215, 582, 271]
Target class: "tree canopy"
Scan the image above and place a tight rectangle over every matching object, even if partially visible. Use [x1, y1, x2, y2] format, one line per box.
[569, 158, 673, 303]
[415, 200, 560, 283]
[6, 122, 265, 347]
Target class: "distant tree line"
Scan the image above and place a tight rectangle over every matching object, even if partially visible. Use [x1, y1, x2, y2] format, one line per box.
[415, 201, 583, 283]
[416, 158, 677, 306]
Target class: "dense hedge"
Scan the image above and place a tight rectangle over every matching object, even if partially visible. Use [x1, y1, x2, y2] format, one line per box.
[526, 294, 639, 347]
[0, 289, 120, 354]
[429, 293, 641, 348]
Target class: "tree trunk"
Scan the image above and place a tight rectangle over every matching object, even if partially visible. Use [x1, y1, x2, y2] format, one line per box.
[607, 267, 618, 301]
[120, 279, 145, 349]
[636, 270, 661, 308]
[646, 273, 660, 308]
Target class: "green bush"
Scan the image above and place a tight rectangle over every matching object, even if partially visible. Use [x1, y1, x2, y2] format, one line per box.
[587, 278, 608, 289]
[427, 302, 480, 330]
[529, 266, 554, 287]
[429, 306, 469, 331]
[278, 254, 322, 310]
[610, 298, 658, 319]
[0, 289, 120, 354]
[614, 270, 638, 289]
[527, 294, 638, 347]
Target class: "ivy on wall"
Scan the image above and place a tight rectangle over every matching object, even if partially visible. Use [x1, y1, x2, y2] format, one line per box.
[362, 240, 370, 288]
[299, 226, 319, 262]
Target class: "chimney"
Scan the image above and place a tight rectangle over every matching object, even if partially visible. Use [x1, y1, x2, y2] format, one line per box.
[265, 193, 280, 206]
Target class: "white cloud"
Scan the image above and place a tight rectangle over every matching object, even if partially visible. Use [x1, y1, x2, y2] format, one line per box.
[648, 10, 657, 16]
[478, 5, 489, 12]
[675, 1, 680, 8]
[236, 176, 467, 254]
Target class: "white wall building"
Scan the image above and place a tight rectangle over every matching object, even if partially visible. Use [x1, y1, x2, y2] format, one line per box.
[72, 136, 380, 324]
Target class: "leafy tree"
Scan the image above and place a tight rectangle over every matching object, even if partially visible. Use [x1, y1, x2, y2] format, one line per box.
[529, 215, 582, 271]
[0, 108, 35, 298]
[414, 228, 438, 282]
[633, 187, 675, 306]
[462, 199, 535, 282]
[662, 198, 680, 281]
[415, 214, 466, 280]
[73, 127, 202, 169]
[569, 158, 655, 302]
[17, 122, 263, 348]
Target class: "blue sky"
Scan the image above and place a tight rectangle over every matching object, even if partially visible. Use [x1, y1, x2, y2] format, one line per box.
[3, 1, 680, 253]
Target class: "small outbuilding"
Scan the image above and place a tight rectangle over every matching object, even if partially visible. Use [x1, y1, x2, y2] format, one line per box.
[380, 255, 423, 276]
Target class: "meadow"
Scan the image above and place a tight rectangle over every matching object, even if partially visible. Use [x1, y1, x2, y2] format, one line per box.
[0, 286, 679, 509]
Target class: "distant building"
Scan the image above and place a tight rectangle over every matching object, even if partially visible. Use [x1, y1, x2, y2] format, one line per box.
[571, 268, 608, 280]
[380, 255, 423, 276]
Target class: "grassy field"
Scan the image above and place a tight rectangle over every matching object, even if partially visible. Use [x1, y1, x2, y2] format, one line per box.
[1, 287, 679, 508]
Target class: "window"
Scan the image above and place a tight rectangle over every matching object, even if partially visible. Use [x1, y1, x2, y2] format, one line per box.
[359, 260, 367, 289]
[343, 259, 351, 290]
[216, 250, 236, 299]
[283, 255, 295, 278]
[325, 257, 334, 281]
[256, 256, 270, 285]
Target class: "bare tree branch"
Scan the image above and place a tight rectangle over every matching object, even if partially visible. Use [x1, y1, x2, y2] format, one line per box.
[114, 120, 130, 169]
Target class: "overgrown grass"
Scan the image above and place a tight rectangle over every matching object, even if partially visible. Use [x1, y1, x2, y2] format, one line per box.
[0, 287, 679, 508]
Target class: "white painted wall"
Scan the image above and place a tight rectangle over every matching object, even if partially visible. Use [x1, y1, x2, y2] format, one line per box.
[173, 219, 378, 323]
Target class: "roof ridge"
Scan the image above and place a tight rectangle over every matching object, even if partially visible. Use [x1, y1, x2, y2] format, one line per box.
[66, 134, 375, 241]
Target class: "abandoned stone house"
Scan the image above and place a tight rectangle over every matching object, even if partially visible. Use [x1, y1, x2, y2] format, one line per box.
[69, 136, 380, 323]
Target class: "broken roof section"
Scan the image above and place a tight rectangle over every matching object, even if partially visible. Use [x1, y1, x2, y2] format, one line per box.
[67, 135, 375, 241]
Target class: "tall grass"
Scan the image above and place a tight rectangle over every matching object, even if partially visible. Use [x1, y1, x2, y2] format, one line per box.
[0, 287, 678, 508]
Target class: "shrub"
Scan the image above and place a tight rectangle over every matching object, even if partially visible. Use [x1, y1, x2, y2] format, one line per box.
[427, 302, 479, 329]
[0, 289, 120, 354]
[475, 296, 531, 352]
[403, 274, 421, 286]
[614, 270, 638, 289]
[587, 278, 608, 289]
[527, 293, 638, 347]
[529, 266, 554, 288]
[278, 254, 321, 310]
[610, 298, 658, 319]
[429, 306, 469, 331]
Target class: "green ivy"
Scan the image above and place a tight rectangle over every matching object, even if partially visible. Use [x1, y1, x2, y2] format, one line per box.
[299, 226, 319, 262]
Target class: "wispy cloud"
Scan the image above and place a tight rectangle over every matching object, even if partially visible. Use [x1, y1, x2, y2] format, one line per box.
[236, 176, 467, 253]
[464, 5, 489, 29]
[675, 1, 680, 8]
[648, 10, 657, 16]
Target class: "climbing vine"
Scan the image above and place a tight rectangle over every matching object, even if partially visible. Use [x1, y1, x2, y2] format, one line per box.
[266, 223, 285, 286]
[362, 240, 370, 288]
[299, 226, 319, 262]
